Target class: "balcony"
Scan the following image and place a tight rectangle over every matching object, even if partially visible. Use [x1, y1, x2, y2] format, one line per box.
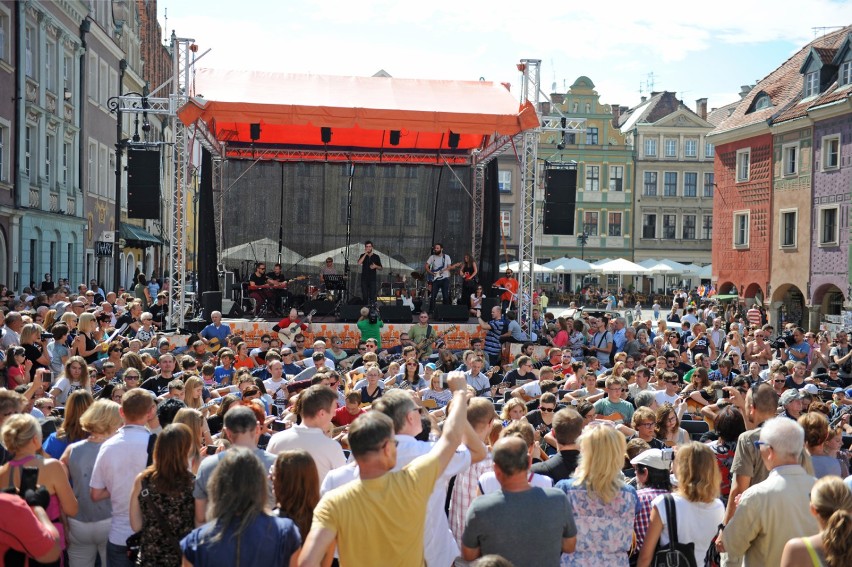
[29, 188, 39, 208]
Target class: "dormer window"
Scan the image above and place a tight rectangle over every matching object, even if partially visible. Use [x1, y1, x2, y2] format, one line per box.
[754, 93, 771, 110]
[841, 61, 852, 86]
[804, 71, 819, 97]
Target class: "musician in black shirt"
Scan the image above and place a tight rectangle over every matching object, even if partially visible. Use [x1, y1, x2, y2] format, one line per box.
[248, 263, 272, 316]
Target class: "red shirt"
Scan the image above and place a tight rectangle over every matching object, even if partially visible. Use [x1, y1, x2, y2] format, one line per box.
[0, 494, 57, 561]
[332, 405, 365, 427]
[493, 277, 519, 302]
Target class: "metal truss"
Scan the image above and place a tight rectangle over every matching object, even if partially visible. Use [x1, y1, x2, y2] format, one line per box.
[224, 147, 472, 165]
[517, 59, 542, 324]
[472, 165, 485, 260]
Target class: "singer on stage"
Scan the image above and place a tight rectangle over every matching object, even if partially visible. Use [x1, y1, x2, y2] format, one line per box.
[357, 241, 382, 305]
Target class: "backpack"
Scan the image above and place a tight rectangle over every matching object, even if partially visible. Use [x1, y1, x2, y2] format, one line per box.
[651, 494, 697, 567]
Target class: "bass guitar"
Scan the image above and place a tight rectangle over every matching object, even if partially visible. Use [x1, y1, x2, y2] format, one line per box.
[414, 325, 457, 358]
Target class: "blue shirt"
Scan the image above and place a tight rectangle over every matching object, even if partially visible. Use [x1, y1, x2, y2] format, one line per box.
[181, 514, 300, 567]
[214, 366, 235, 385]
[200, 323, 232, 343]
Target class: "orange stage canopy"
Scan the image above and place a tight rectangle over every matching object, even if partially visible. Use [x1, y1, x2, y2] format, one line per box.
[178, 69, 538, 160]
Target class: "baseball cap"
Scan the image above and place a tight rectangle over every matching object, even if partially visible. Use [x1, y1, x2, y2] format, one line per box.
[629, 449, 670, 471]
[801, 383, 819, 395]
[425, 363, 437, 371]
[833, 387, 845, 395]
[779, 389, 803, 406]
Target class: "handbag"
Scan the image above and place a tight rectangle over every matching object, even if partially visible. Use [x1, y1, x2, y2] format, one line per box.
[704, 527, 722, 567]
[651, 494, 698, 567]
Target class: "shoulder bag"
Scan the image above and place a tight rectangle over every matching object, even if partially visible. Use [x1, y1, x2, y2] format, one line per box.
[651, 494, 697, 567]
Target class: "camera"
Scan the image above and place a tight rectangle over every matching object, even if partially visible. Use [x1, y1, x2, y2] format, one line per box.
[771, 332, 795, 350]
[661, 448, 674, 461]
[40, 332, 53, 340]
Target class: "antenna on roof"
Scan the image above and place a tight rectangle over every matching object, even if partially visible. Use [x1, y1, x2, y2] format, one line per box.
[639, 72, 656, 96]
[812, 26, 843, 38]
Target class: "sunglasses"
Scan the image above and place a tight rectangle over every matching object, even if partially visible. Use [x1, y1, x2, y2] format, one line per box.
[539, 407, 555, 413]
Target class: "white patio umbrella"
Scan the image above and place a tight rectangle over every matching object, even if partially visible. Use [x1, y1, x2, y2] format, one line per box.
[542, 257, 595, 274]
[637, 259, 675, 274]
[591, 258, 648, 275]
[304, 244, 417, 273]
[221, 237, 303, 265]
[499, 261, 554, 273]
[682, 263, 704, 275]
[697, 264, 712, 279]
[657, 259, 693, 273]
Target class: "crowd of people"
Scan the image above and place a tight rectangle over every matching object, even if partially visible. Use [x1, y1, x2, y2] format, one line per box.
[2, 278, 852, 567]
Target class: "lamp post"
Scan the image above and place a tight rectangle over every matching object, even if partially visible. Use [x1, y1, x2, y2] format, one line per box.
[106, 60, 149, 294]
[577, 231, 588, 261]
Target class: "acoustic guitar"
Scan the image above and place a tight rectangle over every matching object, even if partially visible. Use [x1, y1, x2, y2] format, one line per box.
[277, 309, 317, 343]
[414, 325, 457, 358]
[251, 275, 308, 290]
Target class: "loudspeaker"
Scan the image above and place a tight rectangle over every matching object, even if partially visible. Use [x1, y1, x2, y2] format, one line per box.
[249, 123, 261, 141]
[433, 304, 469, 322]
[127, 149, 161, 219]
[184, 319, 207, 334]
[222, 299, 234, 315]
[389, 130, 401, 145]
[321, 127, 332, 144]
[201, 291, 222, 322]
[303, 300, 335, 316]
[339, 305, 364, 322]
[380, 306, 413, 323]
[543, 169, 577, 235]
[481, 297, 501, 314]
[448, 131, 460, 148]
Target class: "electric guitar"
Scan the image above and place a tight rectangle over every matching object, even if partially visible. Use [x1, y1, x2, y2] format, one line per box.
[426, 261, 463, 283]
[251, 275, 308, 289]
[414, 325, 457, 357]
[277, 309, 317, 343]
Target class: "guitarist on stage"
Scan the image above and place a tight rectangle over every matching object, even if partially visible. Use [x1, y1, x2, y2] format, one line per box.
[425, 243, 460, 313]
[273, 307, 313, 346]
[248, 263, 273, 316]
[266, 263, 292, 316]
[199, 311, 232, 349]
[409, 311, 436, 360]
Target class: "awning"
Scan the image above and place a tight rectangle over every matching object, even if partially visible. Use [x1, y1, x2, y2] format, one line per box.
[120, 224, 163, 248]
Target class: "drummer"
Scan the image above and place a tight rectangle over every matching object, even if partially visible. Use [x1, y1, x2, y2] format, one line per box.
[320, 257, 337, 297]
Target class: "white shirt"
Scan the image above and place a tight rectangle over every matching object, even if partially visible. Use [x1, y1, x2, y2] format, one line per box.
[266, 424, 346, 484]
[477, 470, 552, 493]
[426, 253, 452, 280]
[90, 424, 151, 544]
[655, 390, 680, 406]
[394, 434, 471, 567]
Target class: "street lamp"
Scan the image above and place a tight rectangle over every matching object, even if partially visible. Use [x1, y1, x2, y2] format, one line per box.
[577, 231, 588, 260]
[106, 59, 150, 294]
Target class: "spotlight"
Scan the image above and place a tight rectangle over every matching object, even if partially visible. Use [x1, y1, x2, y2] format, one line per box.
[389, 130, 401, 146]
[321, 127, 332, 144]
[141, 120, 151, 133]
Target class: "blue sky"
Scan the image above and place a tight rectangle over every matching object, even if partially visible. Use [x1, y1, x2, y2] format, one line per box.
[164, 0, 852, 113]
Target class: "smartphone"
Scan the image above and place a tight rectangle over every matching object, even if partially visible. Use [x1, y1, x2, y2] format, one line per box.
[715, 389, 726, 401]
[661, 448, 675, 462]
[270, 420, 288, 432]
[20, 466, 39, 494]
[205, 445, 218, 456]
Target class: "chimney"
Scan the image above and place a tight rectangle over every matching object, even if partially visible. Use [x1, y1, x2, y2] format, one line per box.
[641, 95, 647, 103]
[620, 105, 628, 115]
[611, 103, 621, 128]
[695, 98, 708, 120]
[550, 93, 565, 104]
[739, 85, 753, 99]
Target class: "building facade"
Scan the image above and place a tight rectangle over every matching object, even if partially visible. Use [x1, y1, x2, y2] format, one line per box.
[619, 92, 715, 268]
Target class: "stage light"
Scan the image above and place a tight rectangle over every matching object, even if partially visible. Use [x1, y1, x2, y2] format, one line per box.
[389, 130, 401, 145]
[448, 131, 460, 149]
[321, 127, 332, 144]
[250, 123, 261, 141]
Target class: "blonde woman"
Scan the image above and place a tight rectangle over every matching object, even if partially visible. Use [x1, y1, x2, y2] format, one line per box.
[1, 414, 78, 555]
[20, 323, 52, 375]
[49, 355, 92, 404]
[43, 308, 58, 331]
[72, 313, 102, 364]
[61, 399, 122, 567]
[500, 398, 528, 425]
[780, 475, 852, 567]
[183, 376, 211, 415]
[556, 424, 638, 566]
[173, 407, 212, 474]
[42, 390, 94, 459]
[637, 442, 724, 567]
[59, 310, 79, 333]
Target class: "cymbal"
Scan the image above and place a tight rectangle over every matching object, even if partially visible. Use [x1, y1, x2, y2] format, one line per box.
[411, 271, 424, 281]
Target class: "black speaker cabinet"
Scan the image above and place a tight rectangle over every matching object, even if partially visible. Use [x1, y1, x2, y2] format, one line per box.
[480, 297, 501, 315]
[379, 306, 413, 323]
[339, 305, 364, 322]
[303, 300, 335, 316]
[127, 149, 161, 219]
[433, 304, 470, 322]
[201, 291, 222, 322]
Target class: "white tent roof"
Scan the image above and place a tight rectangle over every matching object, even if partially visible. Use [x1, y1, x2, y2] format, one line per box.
[697, 264, 712, 278]
[499, 261, 554, 273]
[637, 259, 675, 273]
[591, 258, 648, 275]
[221, 237, 303, 265]
[682, 263, 704, 275]
[541, 257, 596, 273]
[657, 259, 693, 272]
[304, 244, 417, 273]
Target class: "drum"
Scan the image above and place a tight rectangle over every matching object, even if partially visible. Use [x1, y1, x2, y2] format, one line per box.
[307, 285, 319, 299]
[395, 288, 402, 298]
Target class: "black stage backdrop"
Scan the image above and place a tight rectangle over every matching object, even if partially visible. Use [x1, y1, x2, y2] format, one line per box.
[218, 161, 473, 292]
[478, 159, 501, 290]
[197, 149, 219, 294]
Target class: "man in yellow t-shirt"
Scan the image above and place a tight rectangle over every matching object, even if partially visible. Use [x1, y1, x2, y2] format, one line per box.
[298, 373, 471, 567]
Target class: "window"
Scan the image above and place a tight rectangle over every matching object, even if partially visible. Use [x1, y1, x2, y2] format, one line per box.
[782, 143, 798, 176]
[642, 214, 657, 239]
[88, 53, 97, 100]
[736, 148, 750, 182]
[664, 172, 677, 196]
[608, 212, 622, 236]
[500, 210, 512, 238]
[733, 211, 750, 247]
[703, 172, 715, 197]
[780, 210, 797, 248]
[63, 53, 72, 95]
[644, 138, 657, 157]
[822, 135, 840, 170]
[381, 196, 395, 224]
[25, 27, 32, 77]
[819, 206, 839, 246]
[359, 195, 375, 224]
[586, 127, 598, 145]
[585, 165, 600, 191]
[804, 71, 819, 98]
[24, 126, 31, 176]
[88, 141, 97, 194]
[498, 170, 512, 192]
[702, 215, 713, 240]
[45, 42, 54, 92]
[62, 142, 69, 185]
[753, 94, 772, 110]
[684, 172, 697, 197]
[662, 215, 677, 239]
[0, 10, 7, 62]
[403, 196, 417, 225]
[583, 211, 599, 236]
[99, 145, 107, 197]
[705, 142, 715, 158]
[682, 215, 696, 239]
[609, 166, 623, 191]
[665, 139, 677, 158]
[99, 60, 109, 106]
[841, 61, 852, 86]
[45, 136, 52, 187]
[643, 171, 658, 196]
[685, 139, 697, 157]
[0, 124, 5, 182]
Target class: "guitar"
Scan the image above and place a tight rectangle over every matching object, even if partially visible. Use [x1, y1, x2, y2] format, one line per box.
[206, 337, 224, 354]
[425, 261, 463, 283]
[251, 275, 308, 290]
[277, 309, 317, 343]
[414, 325, 457, 358]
